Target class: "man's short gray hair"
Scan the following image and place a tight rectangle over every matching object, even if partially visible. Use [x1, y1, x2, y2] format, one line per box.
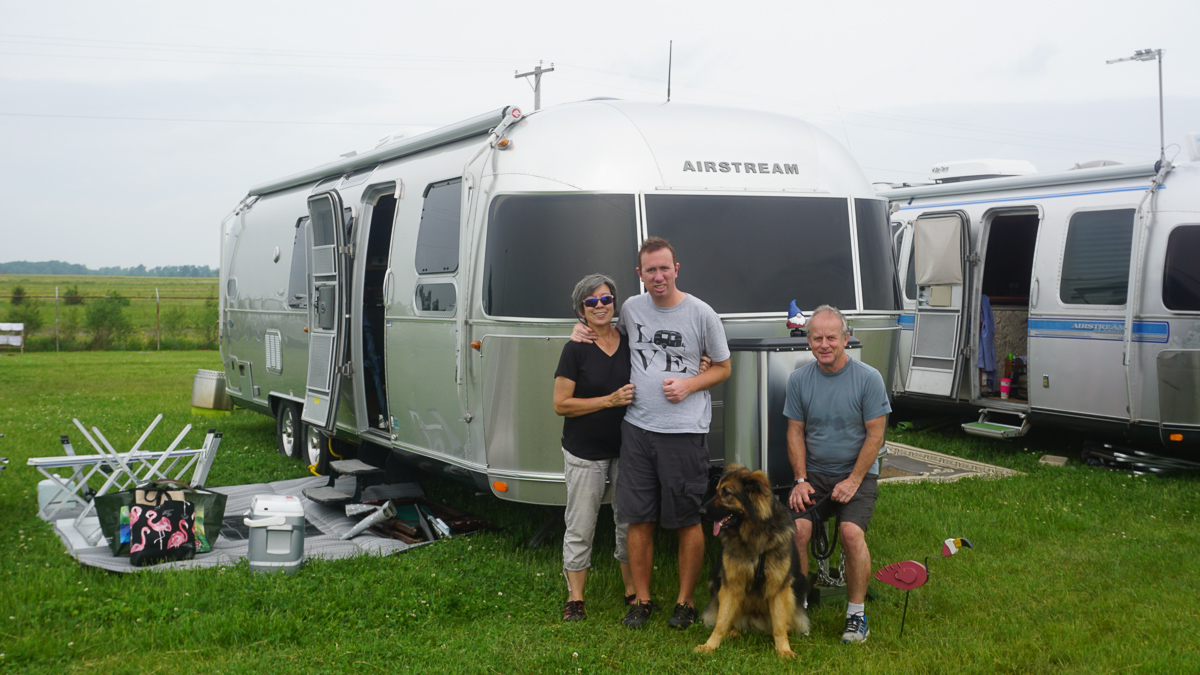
[810, 304, 849, 336]
[571, 273, 618, 317]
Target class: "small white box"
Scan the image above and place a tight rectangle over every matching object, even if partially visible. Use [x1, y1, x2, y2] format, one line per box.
[244, 494, 306, 574]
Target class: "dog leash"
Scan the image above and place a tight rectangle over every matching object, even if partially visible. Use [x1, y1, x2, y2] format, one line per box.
[790, 493, 840, 564]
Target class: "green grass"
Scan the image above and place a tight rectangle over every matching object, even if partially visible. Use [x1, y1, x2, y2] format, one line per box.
[1, 351, 1198, 673]
[0, 275, 218, 351]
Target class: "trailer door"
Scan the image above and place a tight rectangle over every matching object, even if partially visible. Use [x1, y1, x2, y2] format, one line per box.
[905, 213, 971, 397]
[301, 191, 348, 431]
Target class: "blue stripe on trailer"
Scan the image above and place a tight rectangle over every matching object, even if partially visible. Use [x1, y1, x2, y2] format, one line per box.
[1027, 318, 1169, 343]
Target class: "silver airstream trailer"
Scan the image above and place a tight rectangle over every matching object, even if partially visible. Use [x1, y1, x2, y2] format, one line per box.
[219, 100, 900, 505]
[883, 147, 1200, 454]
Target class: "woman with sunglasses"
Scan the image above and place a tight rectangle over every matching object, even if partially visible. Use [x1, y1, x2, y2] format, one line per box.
[553, 273, 636, 622]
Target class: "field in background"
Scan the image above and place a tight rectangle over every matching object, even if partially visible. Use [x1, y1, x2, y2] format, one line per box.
[0, 274, 218, 351]
[1, 351, 1198, 673]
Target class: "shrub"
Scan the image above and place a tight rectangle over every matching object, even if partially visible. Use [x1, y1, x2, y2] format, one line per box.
[9, 284, 26, 306]
[85, 292, 133, 350]
[161, 304, 190, 339]
[194, 295, 219, 347]
[63, 284, 84, 306]
[6, 298, 45, 333]
[60, 307, 82, 342]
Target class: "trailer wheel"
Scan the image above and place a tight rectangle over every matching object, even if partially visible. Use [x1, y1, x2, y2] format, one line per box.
[303, 424, 332, 475]
[275, 401, 302, 460]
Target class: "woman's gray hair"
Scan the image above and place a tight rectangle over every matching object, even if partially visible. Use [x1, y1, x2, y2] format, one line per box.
[571, 273, 618, 317]
[810, 304, 849, 336]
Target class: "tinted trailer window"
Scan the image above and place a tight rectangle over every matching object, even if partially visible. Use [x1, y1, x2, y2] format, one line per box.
[483, 194, 639, 319]
[645, 194, 855, 314]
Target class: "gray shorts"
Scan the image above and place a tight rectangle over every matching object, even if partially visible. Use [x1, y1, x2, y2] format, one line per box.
[803, 471, 878, 532]
[615, 421, 710, 529]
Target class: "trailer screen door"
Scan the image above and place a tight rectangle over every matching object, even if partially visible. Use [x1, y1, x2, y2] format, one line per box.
[906, 213, 970, 397]
[302, 191, 347, 430]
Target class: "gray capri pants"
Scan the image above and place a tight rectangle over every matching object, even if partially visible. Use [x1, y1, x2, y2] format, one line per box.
[562, 448, 629, 572]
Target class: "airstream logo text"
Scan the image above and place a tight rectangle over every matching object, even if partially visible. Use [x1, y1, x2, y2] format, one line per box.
[682, 161, 799, 175]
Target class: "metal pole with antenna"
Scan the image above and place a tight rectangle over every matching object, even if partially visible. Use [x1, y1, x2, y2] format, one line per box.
[515, 61, 555, 111]
[1106, 48, 1165, 165]
[667, 41, 673, 102]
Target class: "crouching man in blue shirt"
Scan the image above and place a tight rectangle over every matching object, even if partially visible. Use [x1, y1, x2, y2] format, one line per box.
[784, 305, 890, 644]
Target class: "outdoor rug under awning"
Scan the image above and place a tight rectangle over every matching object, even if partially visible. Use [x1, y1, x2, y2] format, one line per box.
[879, 442, 1022, 483]
[44, 476, 423, 573]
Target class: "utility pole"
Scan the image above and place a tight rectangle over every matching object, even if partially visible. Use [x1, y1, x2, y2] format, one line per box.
[515, 61, 555, 111]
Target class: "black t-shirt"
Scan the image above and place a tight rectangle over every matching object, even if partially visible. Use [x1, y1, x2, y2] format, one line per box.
[554, 334, 632, 461]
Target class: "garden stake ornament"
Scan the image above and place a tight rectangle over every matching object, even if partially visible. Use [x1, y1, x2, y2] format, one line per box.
[873, 537, 973, 637]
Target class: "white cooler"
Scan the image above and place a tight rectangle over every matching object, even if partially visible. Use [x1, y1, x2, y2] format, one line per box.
[244, 494, 306, 574]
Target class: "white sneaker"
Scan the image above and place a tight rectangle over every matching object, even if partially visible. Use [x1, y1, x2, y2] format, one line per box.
[842, 612, 869, 643]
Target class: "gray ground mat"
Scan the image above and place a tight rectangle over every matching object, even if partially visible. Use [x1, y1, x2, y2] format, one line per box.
[43, 476, 422, 573]
[879, 442, 1023, 483]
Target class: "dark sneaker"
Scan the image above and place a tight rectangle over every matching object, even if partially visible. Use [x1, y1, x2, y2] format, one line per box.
[562, 600, 586, 622]
[622, 600, 655, 629]
[667, 603, 697, 630]
[842, 612, 869, 643]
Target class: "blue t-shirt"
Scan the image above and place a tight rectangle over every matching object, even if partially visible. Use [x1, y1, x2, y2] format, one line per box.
[782, 357, 891, 476]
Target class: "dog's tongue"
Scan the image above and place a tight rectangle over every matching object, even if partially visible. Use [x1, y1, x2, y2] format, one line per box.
[713, 516, 730, 537]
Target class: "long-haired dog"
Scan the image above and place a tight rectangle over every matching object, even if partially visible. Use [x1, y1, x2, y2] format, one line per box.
[695, 465, 810, 658]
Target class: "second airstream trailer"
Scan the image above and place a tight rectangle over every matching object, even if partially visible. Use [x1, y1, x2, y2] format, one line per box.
[220, 100, 900, 505]
[883, 149, 1200, 454]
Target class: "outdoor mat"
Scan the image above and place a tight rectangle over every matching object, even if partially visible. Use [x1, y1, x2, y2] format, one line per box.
[879, 442, 1022, 483]
[43, 476, 426, 573]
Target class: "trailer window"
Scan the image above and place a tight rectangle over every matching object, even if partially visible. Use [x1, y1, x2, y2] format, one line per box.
[416, 283, 456, 314]
[287, 218, 308, 309]
[644, 194, 855, 313]
[1059, 209, 1135, 305]
[856, 199, 898, 311]
[1163, 225, 1200, 311]
[415, 179, 462, 274]
[483, 194, 638, 319]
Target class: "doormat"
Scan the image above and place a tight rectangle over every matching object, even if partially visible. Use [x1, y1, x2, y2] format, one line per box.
[45, 476, 426, 573]
[879, 442, 1022, 484]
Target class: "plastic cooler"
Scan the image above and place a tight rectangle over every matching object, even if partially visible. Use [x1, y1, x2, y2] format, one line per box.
[244, 494, 306, 574]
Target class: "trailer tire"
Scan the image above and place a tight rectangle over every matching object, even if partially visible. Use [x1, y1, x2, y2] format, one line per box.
[275, 401, 303, 460]
[302, 424, 332, 475]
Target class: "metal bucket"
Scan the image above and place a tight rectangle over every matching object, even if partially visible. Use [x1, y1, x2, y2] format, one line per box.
[191, 369, 232, 411]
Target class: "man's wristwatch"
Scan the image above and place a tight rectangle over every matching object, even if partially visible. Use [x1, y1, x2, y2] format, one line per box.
[794, 477, 807, 486]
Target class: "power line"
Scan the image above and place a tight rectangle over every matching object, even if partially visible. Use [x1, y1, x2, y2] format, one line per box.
[0, 111, 432, 126]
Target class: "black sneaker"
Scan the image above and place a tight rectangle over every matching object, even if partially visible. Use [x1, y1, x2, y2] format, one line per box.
[622, 600, 655, 629]
[667, 603, 697, 629]
[562, 600, 586, 622]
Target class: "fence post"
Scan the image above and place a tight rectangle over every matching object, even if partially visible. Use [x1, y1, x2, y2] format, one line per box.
[155, 287, 161, 351]
[55, 286, 60, 352]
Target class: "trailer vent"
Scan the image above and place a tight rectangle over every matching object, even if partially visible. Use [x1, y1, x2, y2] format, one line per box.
[265, 330, 282, 374]
[312, 247, 335, 276]
[307, 333, 335, 390]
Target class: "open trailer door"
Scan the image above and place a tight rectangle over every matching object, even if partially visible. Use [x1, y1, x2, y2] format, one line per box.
[905, 212, 971, 398]
[301, 190, 348, 431]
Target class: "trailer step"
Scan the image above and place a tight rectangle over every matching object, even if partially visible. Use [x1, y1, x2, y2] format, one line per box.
[302, 486, 355, 505]
[329, 459, 384, 476]
[962, 408, 1030, 439]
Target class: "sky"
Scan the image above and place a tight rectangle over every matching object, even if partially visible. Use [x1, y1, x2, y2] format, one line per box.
[2, 0, 1198, 269]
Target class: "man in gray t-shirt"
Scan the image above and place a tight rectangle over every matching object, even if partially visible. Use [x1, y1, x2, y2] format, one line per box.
[784, 305, 889, 645]
[572, 237, 731, 630]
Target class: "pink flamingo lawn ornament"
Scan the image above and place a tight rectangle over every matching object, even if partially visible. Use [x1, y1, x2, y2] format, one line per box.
[874, 537, 973, 637]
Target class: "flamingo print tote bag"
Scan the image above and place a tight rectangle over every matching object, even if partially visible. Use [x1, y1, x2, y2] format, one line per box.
[129, 498, 196, 567]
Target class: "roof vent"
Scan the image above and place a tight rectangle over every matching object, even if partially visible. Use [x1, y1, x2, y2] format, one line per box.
[929, 159, 1037, 183]
[1070, 160, 1122, 170]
